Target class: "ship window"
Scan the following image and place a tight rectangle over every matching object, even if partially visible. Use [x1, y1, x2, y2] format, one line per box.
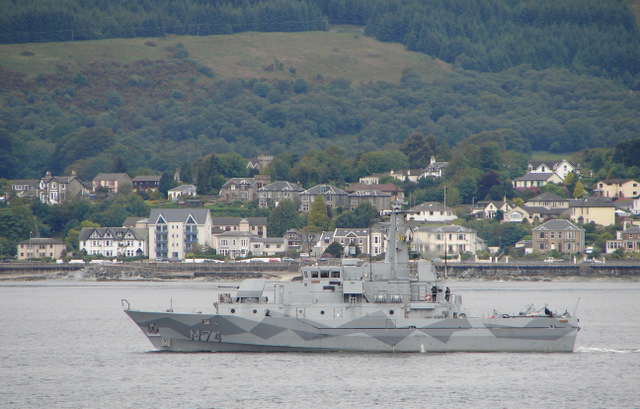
[311, 271, 319, 278]
[331, 271, 340, 278]
[303, 271, 308, 278]
[320, 270, 329, 278]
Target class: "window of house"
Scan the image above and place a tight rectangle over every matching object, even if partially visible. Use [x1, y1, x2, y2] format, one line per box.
[539, 232, 546, 239]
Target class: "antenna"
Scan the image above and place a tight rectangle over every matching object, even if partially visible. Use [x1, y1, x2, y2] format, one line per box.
[573, 297, 581, 316]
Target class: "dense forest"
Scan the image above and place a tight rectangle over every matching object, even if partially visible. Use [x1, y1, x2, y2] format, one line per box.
[1, 54, 639, 181]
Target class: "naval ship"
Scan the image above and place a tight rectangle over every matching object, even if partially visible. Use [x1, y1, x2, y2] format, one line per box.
[123, 208, 579, 353]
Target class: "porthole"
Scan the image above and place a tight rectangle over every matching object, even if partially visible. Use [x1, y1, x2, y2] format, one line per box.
[320, 310, 325, 315]
[253, 309, 257, 314]
[230, 308, 236, 314]
[389, 310, 395, 315]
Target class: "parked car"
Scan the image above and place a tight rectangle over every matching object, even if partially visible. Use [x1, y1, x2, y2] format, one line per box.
[543, 257, 560, 263]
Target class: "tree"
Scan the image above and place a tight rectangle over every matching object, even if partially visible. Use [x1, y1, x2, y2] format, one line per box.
[308, 195, 329, 231]
[325, 241, 344, 258]
[159, 172, 175, 196]
[65, 220, 100, 252]
[573, 180, 586, 198]
[332, 202, 378, 229]
[267, 200, 302, 237]
[399, 132, 433, 168]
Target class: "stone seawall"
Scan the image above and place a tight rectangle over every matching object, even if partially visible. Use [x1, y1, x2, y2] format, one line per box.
[436, 262, 640, 280]
[0, 261, 298, 281]
[2, 261, 639, 281]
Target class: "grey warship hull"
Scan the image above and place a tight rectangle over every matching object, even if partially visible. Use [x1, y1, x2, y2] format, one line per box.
[125, 309, 579, 353]
[124, 207, 579, 353]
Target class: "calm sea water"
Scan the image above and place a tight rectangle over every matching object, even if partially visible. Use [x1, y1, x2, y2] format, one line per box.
[1, 279, 639, 409]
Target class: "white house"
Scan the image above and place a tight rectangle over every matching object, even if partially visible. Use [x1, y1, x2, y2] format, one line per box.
[406, 202, 457, 222]
[527, 159, 579, 181]
[79, 227, 148, 258]
[168, 184, 197, 201]
[213, 231, 286, 259]
[408, 225, 485, 257]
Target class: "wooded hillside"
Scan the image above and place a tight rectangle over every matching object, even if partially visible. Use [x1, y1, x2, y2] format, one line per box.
[0, 0, 639, 182]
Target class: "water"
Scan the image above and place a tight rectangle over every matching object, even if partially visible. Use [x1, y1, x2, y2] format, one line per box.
[1, 280, 639, 409]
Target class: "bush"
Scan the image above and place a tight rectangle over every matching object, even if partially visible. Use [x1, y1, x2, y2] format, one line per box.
[198, 65, 215, 78]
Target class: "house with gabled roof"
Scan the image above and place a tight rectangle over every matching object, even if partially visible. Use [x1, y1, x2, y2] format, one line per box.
[211, 217, 267, 238]
[406, 202, 457, 222]
[299, 184, 349, 213]
[168, 184, 197, 201]
[594, 179, 640, 199]
[245, 154, 273, 173]
[519, 205, 566, 223]
[257, 181, 303, 208]
[11, 179, 40, 199]
[605, 224, 640, 254]
[17, 238, 66, 260]
[79, 227, 148, 258]
[503, 206, 531, 223]
[92, 173, 133, 193]
[315, 228, 385, 258]
[388, 169, 424, 183]
[220, 176, 270, 202]
[212, 230, 285, 259]
[527, 159, 579, 180]
[532, 219, 585, 254]
[408, 225, 485, 257]
[569, 196, 616, 226]
[148, 209, 212, 260]
[345, 182, 404, 202]
[421, 156, 449, 178]
[38, 171, 90, 204]
[348, 190, 391, 212]
[526, 192, 570, 210]
[470, 200, 514, 219]
[512, 172, 563, 189]
[132, 175, 161, 191]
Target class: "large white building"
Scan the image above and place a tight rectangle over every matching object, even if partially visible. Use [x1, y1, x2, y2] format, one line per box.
[406, 202, 457, 222]
[408, 225, 485, 257]
[79, 227, 148, 258]
[148, 209, 212, 260]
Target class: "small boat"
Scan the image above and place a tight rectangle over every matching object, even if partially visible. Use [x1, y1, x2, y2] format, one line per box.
[123, 208, 579, 352]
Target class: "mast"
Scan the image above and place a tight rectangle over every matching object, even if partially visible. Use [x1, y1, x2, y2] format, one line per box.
[443, 186, 448, 279]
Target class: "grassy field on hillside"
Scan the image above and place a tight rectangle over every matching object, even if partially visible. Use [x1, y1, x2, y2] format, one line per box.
[0, 31, 449, 84]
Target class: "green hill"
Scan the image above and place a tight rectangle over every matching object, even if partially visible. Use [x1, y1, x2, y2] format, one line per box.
[0, 30, 449, 83]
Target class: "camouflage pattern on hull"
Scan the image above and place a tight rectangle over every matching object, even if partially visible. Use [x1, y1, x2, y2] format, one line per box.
[125, 310, 579, 353]
[124, 208, 579, 353]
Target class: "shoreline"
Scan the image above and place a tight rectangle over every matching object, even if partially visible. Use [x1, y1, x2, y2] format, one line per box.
[1, 269, 638, 283]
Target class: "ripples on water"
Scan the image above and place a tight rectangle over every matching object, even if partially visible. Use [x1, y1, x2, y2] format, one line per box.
[1, 280, 639, 409]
